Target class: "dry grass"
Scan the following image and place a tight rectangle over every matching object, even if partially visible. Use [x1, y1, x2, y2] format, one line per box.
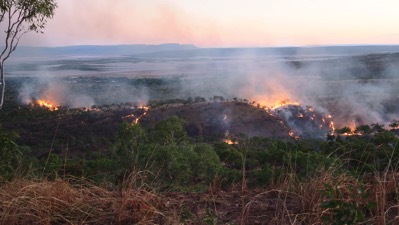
[371, 171, 399, 225]
[0, 176, 165, 225]
[1, 170, 399, 224]
[240, 171, 337, 224]
[241, 169, 399, 225]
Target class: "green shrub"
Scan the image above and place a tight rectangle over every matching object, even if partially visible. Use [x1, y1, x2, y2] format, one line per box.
[191, 144, 221, 183]
[152, 116, 187, 145]
[321, 182, 374, 225]
[252, 164, 274, 185]
[214, 143, 242, 169]
[283, 150, 337, 176]
[42, 153, 64, 177]
[85, 157, 120, 183]
[0, 127, 25, 181]
[218, 167, 241, 188]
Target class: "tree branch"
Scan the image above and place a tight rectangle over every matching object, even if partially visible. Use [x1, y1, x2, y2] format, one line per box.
[0, 6, 13, 61]
[1, 4, 32, 63]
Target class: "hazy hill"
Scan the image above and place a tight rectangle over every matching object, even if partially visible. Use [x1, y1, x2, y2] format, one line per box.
[132, 45, 399, 58]
[11, 43, 198, 57]
[10, 44, 399, 59]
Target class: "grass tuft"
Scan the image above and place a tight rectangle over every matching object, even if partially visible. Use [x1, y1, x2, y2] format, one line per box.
[0, 176, 164, 225]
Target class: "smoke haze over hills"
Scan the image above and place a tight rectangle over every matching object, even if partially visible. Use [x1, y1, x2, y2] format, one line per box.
[7, 44, 399, 130]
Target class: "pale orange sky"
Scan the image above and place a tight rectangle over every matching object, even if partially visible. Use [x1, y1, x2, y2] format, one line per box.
[21, 0, 399, 47]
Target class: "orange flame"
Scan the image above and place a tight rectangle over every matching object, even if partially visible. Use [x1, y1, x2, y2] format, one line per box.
[288, 130, 300, 140]
[270, 100, 300, 110]
[348, 120, 357, 131]
[123, 114, 135, 119]
[224, 139, 238, 145]
[223, 130, 238, 145]
[37, 100, 59, 111]
[252, 97, 301, 111]
[255, 97, 339, 136]
[132, 105, 149, 125]
[329, 121, 335, 134]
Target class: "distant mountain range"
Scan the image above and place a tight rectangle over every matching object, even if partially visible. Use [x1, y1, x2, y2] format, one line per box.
[11, 44, 399, 58]
[12, 43, 198, 57]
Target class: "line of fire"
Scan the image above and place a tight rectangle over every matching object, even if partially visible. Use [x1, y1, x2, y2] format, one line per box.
[26, 95, 399, 144]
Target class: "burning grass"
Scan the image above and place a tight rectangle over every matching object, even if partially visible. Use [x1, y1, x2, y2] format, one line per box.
[35, 99, 59, 111]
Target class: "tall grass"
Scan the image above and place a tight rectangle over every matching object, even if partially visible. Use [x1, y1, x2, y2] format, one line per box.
[2, 161, 399, 224]
[0, 175, 164, 225]
[240, 141, 399, 225]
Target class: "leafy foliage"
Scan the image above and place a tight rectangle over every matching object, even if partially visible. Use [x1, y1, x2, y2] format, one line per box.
[321, 183, 374, 225]
[152, 116, 188, 145]
[0, 126, 25, 181]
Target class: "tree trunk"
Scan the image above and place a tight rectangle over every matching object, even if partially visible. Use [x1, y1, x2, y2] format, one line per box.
[0, 65, 5, 109]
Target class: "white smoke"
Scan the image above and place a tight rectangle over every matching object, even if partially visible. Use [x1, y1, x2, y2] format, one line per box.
[18, 77, 95, 108]
[15, 46, 399, 130]
[174, 49, 399, 129]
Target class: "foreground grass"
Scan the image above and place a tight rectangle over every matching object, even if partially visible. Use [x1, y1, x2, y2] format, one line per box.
[0, 176, 164, 225]
[1, 168, 399, 225]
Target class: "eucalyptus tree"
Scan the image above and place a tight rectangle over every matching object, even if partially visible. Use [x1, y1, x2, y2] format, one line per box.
[0, 0, 57, 108]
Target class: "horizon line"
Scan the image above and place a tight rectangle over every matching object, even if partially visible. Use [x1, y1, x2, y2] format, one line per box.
[14, 43, 399, 49]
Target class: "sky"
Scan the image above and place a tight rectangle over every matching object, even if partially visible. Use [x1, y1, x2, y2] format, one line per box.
[20, 0, 399, 47]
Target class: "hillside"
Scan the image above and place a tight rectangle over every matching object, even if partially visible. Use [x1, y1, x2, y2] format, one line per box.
[140, 102, 291, 140]
[0, 101, 293, 159]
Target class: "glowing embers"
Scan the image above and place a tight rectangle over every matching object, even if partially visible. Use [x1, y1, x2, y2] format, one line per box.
[222, 115, 238, 145]
[270, 101, 335, 139]
[224, 139, 238, 145]
[122, 105, 149, 125]
[134, 106, 149, 124]
[270, 99, 300, 110]
[334, 126, 363, 137]
[36, 99, 59, 111]
[224, 130, 238, 145]
[288, 130, 300, 140]
[329, 120, 335, 134]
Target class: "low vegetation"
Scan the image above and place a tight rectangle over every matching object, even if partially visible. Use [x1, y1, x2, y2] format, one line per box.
[0, 107, 398, 224]
[1, 81, 399, 224]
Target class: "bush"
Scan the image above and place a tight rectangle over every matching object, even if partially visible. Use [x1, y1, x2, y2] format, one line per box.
[283, 150, 337, 176]
[110, 120, 221, 187]
[321, 182, 374, 225]
[0, 127, 25, 181]
[152, 116, 187, 145]
[214, 143, 242, 169]
[191, 144, 221, 183]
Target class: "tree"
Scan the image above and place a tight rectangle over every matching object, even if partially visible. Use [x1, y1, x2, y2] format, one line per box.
[0, 0, 57, 109]
[355, 125, 372, 135]
[389, 120, 399, 129]
[152, 116, 187, 145]
[335, 126, 352, 135]
[370, 123, 385, 133]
